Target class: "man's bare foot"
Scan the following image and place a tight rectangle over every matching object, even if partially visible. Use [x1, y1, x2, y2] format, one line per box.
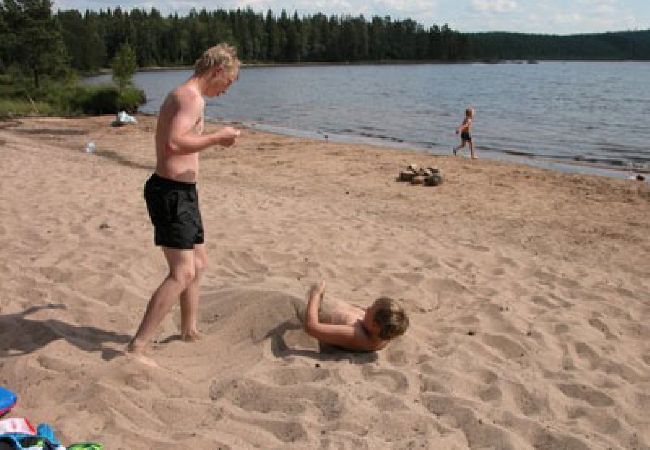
[124, 341, 159, 368]
[126, 338, 148, 354]
[181, 330, 203, 342]
[125, 351, 159, 368]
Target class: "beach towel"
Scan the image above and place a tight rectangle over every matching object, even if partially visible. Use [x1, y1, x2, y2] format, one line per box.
[0, 432, 62, 450]
[0, 419, 35, 436]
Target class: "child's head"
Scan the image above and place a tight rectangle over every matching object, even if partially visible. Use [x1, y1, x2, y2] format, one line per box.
[366, 297, 409, 340]
[465, 107, 475, 118]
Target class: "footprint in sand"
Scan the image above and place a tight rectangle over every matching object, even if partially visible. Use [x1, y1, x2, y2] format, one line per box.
[555, 323, 570, 334]
[482, 334, 527, 359]
[531, 429, 591, 450]
[533, 270, 580, 289]
[496, 255, 519, 268]
[561, 343, 576, 371]
[420, 394, 516, 450]
[210, 378, 343, 420]
[210, 379, 304, 415]
[510, 383, 547, 417]
[547, 292, 574, 308]
[419, 376, 450, 395]
[478, 384, 502, 402]
[458, 241, 490, 253]
[384, 347, 408, 367]
[368, 390, 408, 411]
[575, 342, 601, 369]
[588, 317, 617, 340]
[266, 366, 331, 385]
[643, 354, 650, 366]
[531, 295, 558, 309]
[556, 383, 615, 407]
[601, 360, 643, 383]
[475, 369, 502, 402]
[392, 271, 425, 285]
[36, 354, 78, 374]
[361, 366, 409, 393]
[230, 414, 307, 443]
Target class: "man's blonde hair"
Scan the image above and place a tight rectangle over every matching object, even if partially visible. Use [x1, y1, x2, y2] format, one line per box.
[194, 43, 240, 76]
[372, 297, 409, 340]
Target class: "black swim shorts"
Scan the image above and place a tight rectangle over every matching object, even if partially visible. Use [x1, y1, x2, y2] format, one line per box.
[144, 173, 204, 249]
[461, 131, 472, 141]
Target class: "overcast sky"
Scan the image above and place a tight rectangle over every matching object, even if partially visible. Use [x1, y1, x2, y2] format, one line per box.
[53, 0, 649, 35]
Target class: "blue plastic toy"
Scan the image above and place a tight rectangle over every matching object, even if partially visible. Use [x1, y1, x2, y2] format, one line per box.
[0, 388, 17, 418]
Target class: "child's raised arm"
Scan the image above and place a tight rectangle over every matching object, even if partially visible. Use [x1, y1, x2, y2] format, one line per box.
[304, 282, 379, 351]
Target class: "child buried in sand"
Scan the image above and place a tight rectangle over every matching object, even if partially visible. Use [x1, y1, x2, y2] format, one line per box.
[300, 281, 409, 351]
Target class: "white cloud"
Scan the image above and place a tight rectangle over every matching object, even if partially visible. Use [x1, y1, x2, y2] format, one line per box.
[470, 0, 518, 13]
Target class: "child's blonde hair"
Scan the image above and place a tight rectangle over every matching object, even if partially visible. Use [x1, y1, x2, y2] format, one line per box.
[194, 43, 240, 76]
[372, 297, 409, 340]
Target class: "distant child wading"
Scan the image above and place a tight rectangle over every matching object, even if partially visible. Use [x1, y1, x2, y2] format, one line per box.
[453, 107, 477, 159]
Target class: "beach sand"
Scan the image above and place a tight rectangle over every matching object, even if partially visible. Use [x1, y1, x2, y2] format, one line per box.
[0, 115, 648, 449]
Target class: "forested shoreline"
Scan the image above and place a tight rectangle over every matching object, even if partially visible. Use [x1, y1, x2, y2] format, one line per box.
[2, 1, 650, 75]
[50, 7, 650, 72]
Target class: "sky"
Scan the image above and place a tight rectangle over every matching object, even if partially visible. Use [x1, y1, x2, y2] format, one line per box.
[53, 0, 649, 35]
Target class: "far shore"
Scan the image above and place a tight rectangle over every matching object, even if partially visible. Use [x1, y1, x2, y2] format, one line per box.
[85, 58, 650, 75]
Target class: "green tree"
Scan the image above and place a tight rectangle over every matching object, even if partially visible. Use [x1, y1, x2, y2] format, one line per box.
[1, 0, 69, 88]
[112, 41, 137, 89]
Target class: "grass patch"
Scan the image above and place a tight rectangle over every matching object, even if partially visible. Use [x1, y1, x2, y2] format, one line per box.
[0, 98, 54, 119]
[0, 73, 146, 117]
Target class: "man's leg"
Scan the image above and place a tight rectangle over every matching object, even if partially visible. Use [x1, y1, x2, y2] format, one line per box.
[128, 247, 196, 353]
[180, 243, 207, 341]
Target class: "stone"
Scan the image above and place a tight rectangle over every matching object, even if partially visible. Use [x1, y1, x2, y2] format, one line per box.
[398, 170, 416, 182]
[411, 175, 425, 185]
[424, 174, 443, 186]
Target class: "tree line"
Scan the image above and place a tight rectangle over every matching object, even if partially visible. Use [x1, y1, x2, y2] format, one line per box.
[56, 8, 650, 72]
[53, 7, 470, 72]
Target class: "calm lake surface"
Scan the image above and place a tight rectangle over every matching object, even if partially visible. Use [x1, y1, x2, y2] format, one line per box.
[89, 62, 650, 177]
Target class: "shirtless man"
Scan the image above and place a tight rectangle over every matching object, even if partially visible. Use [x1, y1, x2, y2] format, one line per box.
[302, 281, 409, 351]
[127, 44, 241, 358]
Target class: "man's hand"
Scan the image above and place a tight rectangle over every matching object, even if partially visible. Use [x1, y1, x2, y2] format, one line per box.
[212, 126, 241, 147]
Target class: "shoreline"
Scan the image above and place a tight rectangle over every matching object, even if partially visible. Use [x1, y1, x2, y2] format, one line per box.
[215, 118, 650, 182]
[130, 59, 650, 73]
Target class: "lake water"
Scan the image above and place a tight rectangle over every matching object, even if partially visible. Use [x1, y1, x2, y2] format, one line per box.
[89, 62, 650, 177]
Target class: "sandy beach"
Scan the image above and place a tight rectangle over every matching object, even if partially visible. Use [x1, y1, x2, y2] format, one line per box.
[0, 115, 648, 449]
